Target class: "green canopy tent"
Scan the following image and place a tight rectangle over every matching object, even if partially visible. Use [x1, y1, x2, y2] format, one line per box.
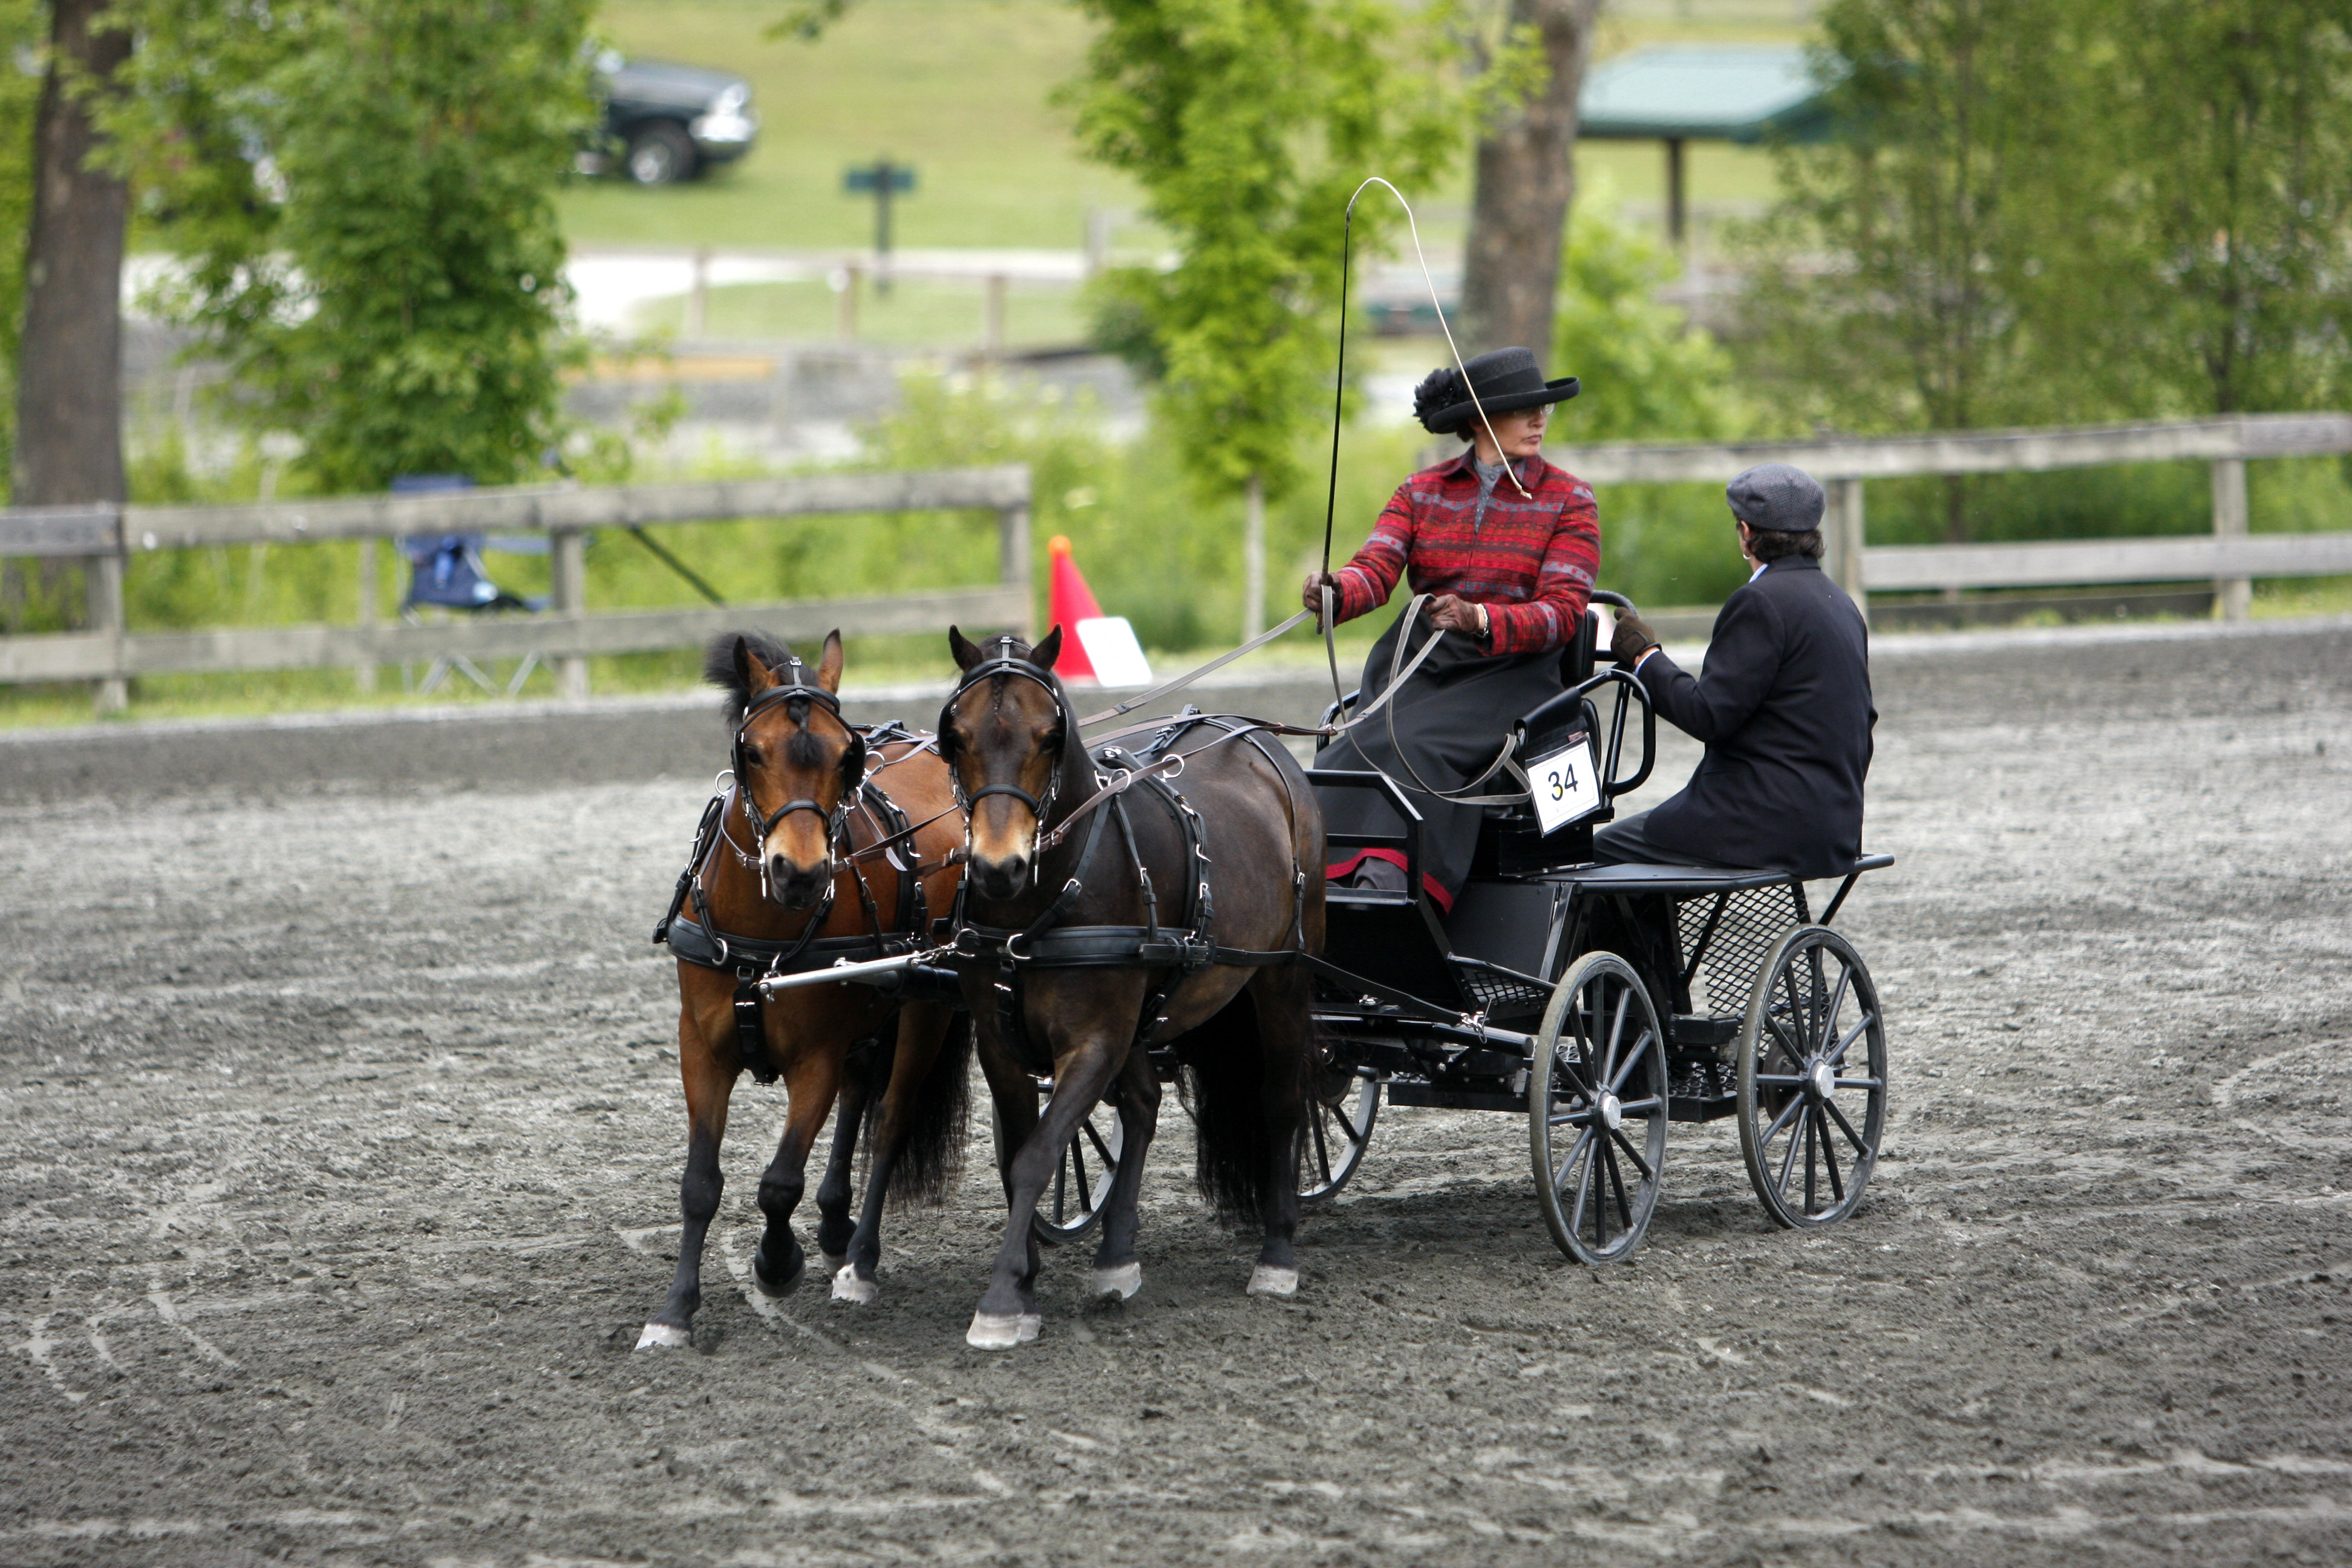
[1576, 45, 1834, 246]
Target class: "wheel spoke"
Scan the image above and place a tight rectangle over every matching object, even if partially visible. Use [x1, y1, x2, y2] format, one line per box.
[1607, 1029, 1655, 1095]
[1069, 1135, 1091, 1210]
[1052, 1149, 1070, 1223]
[1083, 1117, 1116, 1166]
[1310, 1103, 1333, 1183]
[1601, 984, 1633, 1091]
[1824, 1096, 1873, 1160]
[1817, 963, 1853, 1053]
[1818, 1112, 1846, 1203]
[1563, 1126, 1598, 1230]
[1831, 1076, 1881, 1092]
[1754, 1073, 1811, 1086]
[1606, 1123, 1655, 1182]
[1601, 1137, 1630, 1236]
[1760, 1087, 1806, 1149]
[1774, 1107, 1806, 1196]
[1803, 1106, 1819, 1211]
[1613, 1096, 1662, 1117]
[1830, 1011, 1877, 1068]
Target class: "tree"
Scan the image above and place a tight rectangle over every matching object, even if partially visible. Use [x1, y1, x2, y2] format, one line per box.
[13, 0, 129, 515]
[1459, 0, 1602, 359]
[1736, 0, 2090, 541]
[1552, 188, 1740, 443]
[107, 0, 594, 492]
[2092, 0, 2352, 416]
[1066, 0, 1452, 636]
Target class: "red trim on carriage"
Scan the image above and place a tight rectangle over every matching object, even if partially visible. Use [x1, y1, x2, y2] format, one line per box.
[1324, 848, 1454, 913]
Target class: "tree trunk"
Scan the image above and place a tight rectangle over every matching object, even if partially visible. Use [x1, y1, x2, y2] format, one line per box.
[1241, 472, 1266, 642]
[1459, 0, 1604, 359]
[15, 0, 131, 517]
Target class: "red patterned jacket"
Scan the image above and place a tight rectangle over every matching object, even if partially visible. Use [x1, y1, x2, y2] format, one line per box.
[1331, 451, 1601, 654]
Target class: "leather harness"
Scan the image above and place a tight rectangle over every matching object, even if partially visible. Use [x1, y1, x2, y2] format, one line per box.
[939, 646, 1309, 1063]
[652, 696, 937, 1084]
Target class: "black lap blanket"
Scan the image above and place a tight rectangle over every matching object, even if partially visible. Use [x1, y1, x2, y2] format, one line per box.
[1313, 606, 1563, 907]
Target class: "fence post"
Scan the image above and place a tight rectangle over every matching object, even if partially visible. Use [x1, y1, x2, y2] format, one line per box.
[2211, 456, 2250, 622]
[550, 526, 589, 699]
[998, 498, 1032, 638]
[1827, 477, 1869, 622]
[354, 537, 378, 693]
[86, 525, 127, 713]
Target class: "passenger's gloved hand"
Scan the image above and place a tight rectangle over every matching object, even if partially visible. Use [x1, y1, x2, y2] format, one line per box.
[1301, 570, 1341, 624]
[1610, 607, 1658, 664]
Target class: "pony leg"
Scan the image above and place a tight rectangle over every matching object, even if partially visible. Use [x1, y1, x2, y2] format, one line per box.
[639, 989, 736, 1349]
[1089, 1043, 1161, 1301]
[751, 1034, 843, 1298]
[969, 1034, 1122, 1349]
[835, 1002, 961, 1304]
[1244, 965, 1315, 1298]
[811, 1041, 877, 1276]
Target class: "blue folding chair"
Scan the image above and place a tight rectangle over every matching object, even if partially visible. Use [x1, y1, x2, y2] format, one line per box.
[393, 476, 552, 696]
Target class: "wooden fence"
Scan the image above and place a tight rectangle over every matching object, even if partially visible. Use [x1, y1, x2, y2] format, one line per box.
[1550, 412, 2352, 620]
[0, 465, 1032, 708]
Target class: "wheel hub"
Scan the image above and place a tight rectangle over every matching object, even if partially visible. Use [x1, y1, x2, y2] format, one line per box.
[1598, 1091, 1623, 1130]
[1809, 1060, 1836, 1101]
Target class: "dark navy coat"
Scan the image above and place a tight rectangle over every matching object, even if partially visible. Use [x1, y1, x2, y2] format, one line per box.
[1633, 555, 1875, 879]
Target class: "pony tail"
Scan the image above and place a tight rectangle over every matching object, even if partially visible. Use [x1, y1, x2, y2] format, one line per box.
[1175, 991, 1280, 1223]
[872, 1011, 974, 1209]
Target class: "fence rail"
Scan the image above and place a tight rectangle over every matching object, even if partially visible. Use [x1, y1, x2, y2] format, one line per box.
[0, 465, 1033, 707]
[1550, 412, 2352, 618]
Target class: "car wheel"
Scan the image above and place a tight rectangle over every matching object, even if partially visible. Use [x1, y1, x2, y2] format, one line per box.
[625, 123, 696, 186]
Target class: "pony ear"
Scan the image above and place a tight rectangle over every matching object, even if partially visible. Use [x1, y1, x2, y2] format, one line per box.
[734, 635, 778, 695]
[948, 626, 984, 671]
[815, 630, 844, 694]
[1031, 624, 1063, 671]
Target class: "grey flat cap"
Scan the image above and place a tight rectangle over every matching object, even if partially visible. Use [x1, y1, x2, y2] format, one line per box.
[1726, 463, 1826, 532]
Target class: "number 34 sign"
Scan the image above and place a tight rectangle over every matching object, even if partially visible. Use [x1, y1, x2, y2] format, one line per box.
[1527, 729, 1603, 835]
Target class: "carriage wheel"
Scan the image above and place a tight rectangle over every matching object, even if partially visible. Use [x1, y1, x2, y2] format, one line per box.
[1736, 926, 1888, 1229]
[1529, 951, 1668, 1265]
[991, 1076, 1125, 1246]
[1299, 1062, 1380, 1209]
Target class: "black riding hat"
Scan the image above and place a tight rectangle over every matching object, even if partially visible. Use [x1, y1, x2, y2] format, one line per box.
[1413, 347, 1579, 434]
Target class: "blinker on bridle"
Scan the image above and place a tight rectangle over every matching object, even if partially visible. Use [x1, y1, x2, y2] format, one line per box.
[939, 634, 1070, 834]
[733, 656, 865, 878]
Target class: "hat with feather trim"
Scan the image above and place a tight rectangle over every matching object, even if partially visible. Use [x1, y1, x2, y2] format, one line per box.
[1413, 347, 1579, 434]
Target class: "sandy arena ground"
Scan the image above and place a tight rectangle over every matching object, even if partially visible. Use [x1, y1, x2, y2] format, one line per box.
[2, 618, 2349, 1567]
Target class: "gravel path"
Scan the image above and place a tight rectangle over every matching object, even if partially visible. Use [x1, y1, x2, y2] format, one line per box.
[2, 620, 2348, 1567]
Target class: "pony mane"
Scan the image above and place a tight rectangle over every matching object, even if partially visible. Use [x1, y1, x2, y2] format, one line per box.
[704, 630, 800, 726]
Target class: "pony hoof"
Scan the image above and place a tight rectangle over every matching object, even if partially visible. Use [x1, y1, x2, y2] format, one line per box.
[634, 1321, 691, 1350]
[1245, 1264, 1300, 1298]
[752, 1249, 805, 1299]
[831, 1266, 878, 1306]
[1091, 1262, 1143, 1301]
[965, 1311, 1044, 1350]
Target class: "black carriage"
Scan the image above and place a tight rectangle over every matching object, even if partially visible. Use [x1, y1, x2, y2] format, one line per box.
[1014, 593, 1894, 1264]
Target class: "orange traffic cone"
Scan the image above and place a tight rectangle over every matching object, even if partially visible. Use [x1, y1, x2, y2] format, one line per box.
[1047, 535, 1104, 683]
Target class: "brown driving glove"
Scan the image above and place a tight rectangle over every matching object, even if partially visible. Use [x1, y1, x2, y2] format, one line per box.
[1610, 609, 1658, 664]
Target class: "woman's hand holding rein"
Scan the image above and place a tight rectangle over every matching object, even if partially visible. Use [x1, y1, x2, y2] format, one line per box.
[1426, 595, 1490, 641]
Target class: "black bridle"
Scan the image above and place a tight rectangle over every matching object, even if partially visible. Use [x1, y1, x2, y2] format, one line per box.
[732, 658, 867, 901]
[938, 635, 1074, 858]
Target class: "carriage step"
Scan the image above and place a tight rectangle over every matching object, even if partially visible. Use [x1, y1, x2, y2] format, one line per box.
[1387, 1082, 1524, 1113]
[1668, 1091, 1738, 1123]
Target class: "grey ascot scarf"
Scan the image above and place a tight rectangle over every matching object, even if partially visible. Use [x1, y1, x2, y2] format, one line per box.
[1471, 454, 1512, 537]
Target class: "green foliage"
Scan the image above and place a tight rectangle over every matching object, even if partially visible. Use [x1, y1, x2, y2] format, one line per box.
[1063, 0, 1455, 505]
[1552, 186, 1745, 443]
[1739, 0, 2352, 436]
[0, 0, 44, 492]
[105, 0, 595, 493]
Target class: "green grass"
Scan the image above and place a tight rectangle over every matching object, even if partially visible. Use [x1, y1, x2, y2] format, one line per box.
[560, 0, 1800, 259]
[563, 0, 1142, 253]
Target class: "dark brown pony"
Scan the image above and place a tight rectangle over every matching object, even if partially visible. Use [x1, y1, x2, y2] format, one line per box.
[636, 630, 967, 1350]
[939, 626, 1325, 1349]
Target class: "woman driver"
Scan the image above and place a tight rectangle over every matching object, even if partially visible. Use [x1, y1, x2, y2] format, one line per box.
[1304, 346, 1599, 909]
